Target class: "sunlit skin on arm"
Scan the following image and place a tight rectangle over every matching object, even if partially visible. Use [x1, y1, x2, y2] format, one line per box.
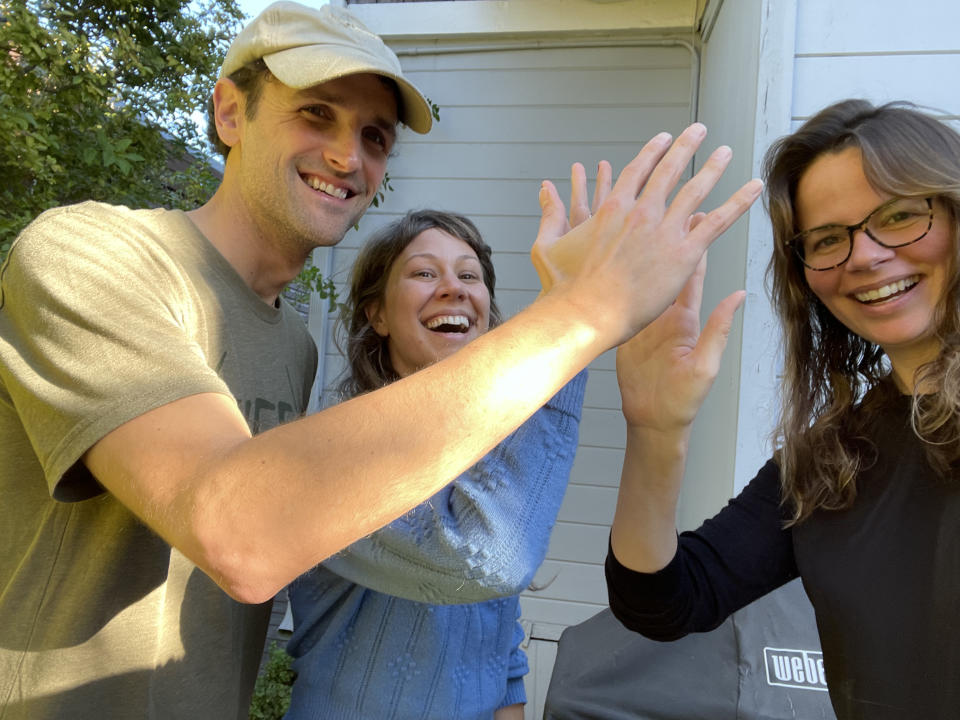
[85, 124, 762, 604]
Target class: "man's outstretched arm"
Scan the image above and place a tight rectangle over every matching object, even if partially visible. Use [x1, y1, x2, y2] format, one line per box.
[84, 124, 763, 603]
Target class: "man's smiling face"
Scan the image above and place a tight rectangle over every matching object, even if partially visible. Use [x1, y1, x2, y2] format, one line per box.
[232, 72, 398, 254]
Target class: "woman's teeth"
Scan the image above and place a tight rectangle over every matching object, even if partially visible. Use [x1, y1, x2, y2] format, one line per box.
[425, 315, 469, 332]
[855, 275, 919, 303]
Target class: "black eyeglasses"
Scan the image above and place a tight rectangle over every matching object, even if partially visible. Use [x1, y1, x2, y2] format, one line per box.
[789, 197, 934, 271]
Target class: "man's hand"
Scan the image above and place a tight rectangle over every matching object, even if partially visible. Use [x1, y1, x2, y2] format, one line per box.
[531, 123, 762, 349]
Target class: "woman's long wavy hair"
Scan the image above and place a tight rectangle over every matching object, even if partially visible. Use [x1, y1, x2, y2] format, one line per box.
[336, 209, 501, 399]
[765, 99, 960, 523]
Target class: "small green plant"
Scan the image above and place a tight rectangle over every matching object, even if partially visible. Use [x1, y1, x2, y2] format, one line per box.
[248, 642, 296, 720]
[286, 261, 341, 316]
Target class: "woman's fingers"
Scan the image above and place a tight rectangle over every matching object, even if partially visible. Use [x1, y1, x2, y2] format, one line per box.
[684, 177, 764, 248]
[674, 253, 707, 316]
[693, 290, 746, 380]
[661, 144, 734, 229]
[593, 160, 613, 212]
[569, 162, 591, 228]
[531, 180, 571, 292]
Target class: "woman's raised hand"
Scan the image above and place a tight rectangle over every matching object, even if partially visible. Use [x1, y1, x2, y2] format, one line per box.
[616, 250, 745, 434]
[533, 159, 612, 294]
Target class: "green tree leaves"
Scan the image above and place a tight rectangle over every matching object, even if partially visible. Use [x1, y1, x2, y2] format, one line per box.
[0, 0, 244, 259]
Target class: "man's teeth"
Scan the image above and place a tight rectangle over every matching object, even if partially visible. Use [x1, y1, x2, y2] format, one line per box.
[306, 177, 347, 200]
[425, 315, 469, 331]
[855, 275, 919, 303]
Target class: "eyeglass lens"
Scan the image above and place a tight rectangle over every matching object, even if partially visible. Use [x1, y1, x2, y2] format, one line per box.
[797, 197, 932, 270]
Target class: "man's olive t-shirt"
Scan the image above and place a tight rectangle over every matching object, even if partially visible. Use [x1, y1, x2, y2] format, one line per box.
[0, 202, 317, 719]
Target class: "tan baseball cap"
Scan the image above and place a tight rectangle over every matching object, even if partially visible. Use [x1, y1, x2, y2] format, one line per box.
[221, 1, 432, 134]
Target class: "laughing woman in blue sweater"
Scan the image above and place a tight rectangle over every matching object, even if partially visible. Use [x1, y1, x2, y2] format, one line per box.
[283, 203, 595, 719]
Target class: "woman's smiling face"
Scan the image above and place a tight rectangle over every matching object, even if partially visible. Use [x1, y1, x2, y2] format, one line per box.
[796, 146, 954, 381]
[368, 227, 491, 378]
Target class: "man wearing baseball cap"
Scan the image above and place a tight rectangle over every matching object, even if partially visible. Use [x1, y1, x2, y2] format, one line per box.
[0, 2, 761, 718]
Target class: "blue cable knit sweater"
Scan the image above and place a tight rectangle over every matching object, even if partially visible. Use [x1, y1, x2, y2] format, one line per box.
[284, 372, 587, 720]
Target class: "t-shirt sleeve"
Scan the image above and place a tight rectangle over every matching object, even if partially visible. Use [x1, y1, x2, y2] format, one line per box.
[605, 459, 798, 639]
[0, 204, 231, 500]
[320, 370, 587, 604]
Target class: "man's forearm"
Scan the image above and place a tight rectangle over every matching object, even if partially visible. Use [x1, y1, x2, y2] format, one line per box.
[89, 291, 604, 603]
[322, 370, 586, 603]
[88, 126, 762, 603]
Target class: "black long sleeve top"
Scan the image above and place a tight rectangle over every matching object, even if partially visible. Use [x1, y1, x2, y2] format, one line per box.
[606, 392, 960, 719]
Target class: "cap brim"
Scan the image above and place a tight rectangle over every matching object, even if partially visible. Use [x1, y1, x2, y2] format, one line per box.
[264, 47, 432, 134]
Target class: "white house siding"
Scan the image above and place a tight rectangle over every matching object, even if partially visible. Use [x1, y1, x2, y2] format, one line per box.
[693, 0, 960, 507]
[793, 0, 960, 124]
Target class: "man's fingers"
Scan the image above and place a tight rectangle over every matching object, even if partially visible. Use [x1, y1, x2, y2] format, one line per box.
[610, 131, 674, 200]
[662, 144, 733, 226]
[638, 123, 709, 203]
[685, 178, 764, 249]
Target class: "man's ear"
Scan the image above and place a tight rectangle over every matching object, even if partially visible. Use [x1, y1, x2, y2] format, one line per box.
[365, 302, 389, 337]
[212, 78, 244, 149]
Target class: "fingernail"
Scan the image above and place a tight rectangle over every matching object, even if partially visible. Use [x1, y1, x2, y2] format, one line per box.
[653, 131, 672, 144]
[715, 145, 732, 160]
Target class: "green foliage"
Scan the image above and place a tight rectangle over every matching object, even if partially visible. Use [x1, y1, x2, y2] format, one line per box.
[369, 172, 394, 210]
[426, 96, 441, 123]
[248, 642, 296, 720]
[0, 0, 244, 260]
[284, 258, 342, 317]
[2, 1, 442, 320]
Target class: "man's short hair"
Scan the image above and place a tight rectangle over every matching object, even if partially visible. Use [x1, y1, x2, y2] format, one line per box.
[205, 59, 271, 160]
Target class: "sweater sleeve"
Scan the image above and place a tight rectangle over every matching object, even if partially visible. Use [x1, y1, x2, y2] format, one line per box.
[321, 370, 587, 604]
[501, 606, 529, 709]
[605, 459, 798, 639]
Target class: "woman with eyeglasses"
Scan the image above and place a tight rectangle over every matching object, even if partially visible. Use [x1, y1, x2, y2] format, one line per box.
[604, 99, 960, 719]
